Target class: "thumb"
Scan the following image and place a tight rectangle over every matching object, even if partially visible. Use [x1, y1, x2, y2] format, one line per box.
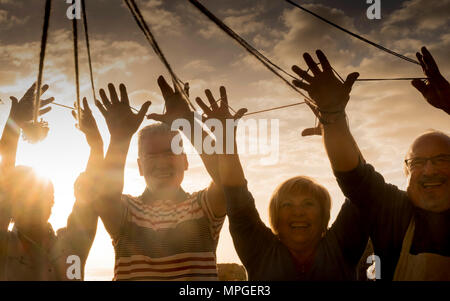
[10, 96, 18, 107]
[137, 101, 151, 121]
[147, 113, 166, 123]
[234, 108, 248, 120]
[301, 126, 322, 137]
[343, 72, 359, 93]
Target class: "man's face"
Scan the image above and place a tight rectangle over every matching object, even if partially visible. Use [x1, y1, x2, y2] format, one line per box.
[13, 183, 54, 228]
[406, 134, 450, 212]
[137, 133, 188, 192]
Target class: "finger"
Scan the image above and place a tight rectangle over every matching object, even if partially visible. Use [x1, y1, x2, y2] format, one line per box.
[292, 79, 311, 91]
[343, 72, 360, 93]
[421, 47, 441, 77]
[137, 101, 151, 121]
[71, 110, 78, 120]
[292, 65, 314, 83]
[24, 82, 37, 99]
[95, 99, 107, 117]
[195, 97, 213, 115]
[40, 84, 49, 95]
[157, 75, 174, 100]
[411, 79, 427, 95]
[219, 86, 228, 108]
[39, 97, 54, 108]
[99, 89, 111, 108]
[301, 126, 322, 137]
[303, 53, 321, 75]
[38, 106, 52, 116]
[9, 96, 19, 106]
[234, 108, 248, 120]
[316, 50, 332, 73]
[119, 83, 130, 106]
[82, 97, 91, 113]
[108, 83, 119, 104]
[205, 89, 219, 111]
[416, 52, 428, 74]
[147, 113, 165, 122]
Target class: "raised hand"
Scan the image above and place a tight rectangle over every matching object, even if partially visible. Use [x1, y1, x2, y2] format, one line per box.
[411, 47, 450, 115]
[195, 86, 247, 126]
[148, 76, 193, 124]
[72, 97, 103, 148]
[95, 83, 151, 141]
[195, 86, 247, 154]
[292, 50, 359, 125]
[9, 83, 54, 128]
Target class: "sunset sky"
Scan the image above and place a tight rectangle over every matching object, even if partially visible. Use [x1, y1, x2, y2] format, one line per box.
[0, 0, 448, 280]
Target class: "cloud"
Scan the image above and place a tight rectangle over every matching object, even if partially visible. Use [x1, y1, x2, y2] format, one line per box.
[380, 0, 450, 38]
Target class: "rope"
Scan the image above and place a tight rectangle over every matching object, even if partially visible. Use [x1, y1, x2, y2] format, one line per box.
[244, 101, 306, 116]
[123, 0, 195, 110]
[284, 0, 420, 65]
[188, 0, 315, 109]
[81, 0, 96, 101]
[72, 6, 81, 121]
[33, 0, 52, 123]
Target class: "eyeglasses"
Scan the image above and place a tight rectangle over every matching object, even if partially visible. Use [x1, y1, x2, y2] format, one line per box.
[404, 154, 450, 170]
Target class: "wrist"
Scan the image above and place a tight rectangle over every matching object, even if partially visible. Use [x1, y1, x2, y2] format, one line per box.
[318, 110, 346, 125]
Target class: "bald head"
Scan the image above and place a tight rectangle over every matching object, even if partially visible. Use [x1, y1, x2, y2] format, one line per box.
[406, 130, 450, 162]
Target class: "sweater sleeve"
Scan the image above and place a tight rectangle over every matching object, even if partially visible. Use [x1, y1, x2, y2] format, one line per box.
[223, 185, 280, 270]
[333, 160, 413, 280]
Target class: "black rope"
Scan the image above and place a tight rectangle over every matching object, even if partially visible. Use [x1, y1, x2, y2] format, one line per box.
[123, 0, 195, 110]
[188, 0, 315, 110]
[72, 7, 81, 120]
[284, 0, 420, 65]
[81, 0, 96, 102]
[34, 0, 52, 123]
[245, 101, 306, 116]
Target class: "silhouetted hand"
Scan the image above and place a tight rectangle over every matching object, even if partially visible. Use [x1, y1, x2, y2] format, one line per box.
[196, 86, 247, 151]
[95, 83, 151, 141]
[292, 50, 359, 113]
[148, 76, 193, 125]
[9, 83, 54, 128]
[412, 47, 450, 115]
[72, 97, 103, 147]
[195, 86, 247, 126]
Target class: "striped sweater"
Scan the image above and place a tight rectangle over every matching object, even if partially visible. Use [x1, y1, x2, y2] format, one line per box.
[112, 188, 224, 281]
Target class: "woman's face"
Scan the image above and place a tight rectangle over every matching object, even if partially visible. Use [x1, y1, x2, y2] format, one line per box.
[277, 192, 323, 252]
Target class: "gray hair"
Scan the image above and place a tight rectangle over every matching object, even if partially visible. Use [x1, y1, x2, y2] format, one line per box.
[137, 123, 182, 156]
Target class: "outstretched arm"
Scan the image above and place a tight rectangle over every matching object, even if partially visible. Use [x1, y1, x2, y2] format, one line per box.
[0, 83, 53, 232]
[93, 84, 150, 238]
[412, 47, 450, 115]
[292, 50, 361, 172]
[148, 76, 238, 217]
[195, 86, 247, 187]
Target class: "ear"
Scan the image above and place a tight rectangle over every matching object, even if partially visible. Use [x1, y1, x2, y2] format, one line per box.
[137, 158, 144, 176]
[183, 153, 188, 171]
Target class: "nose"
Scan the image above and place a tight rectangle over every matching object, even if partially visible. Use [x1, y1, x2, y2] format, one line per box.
[292, 204, 306, 216]
[422, 159, 438, 175]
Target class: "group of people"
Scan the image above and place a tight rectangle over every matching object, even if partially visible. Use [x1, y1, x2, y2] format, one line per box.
[0, 46, 448, 281]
